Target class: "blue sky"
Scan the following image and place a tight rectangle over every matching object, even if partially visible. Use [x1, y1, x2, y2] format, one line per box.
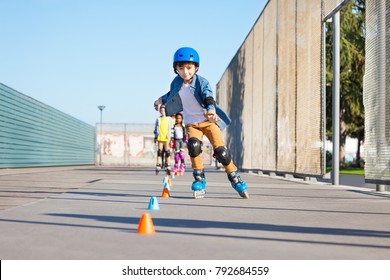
[0, 0, 268, 126]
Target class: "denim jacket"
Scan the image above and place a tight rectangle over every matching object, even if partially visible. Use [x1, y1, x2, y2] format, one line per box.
[161, 74, 231, 130]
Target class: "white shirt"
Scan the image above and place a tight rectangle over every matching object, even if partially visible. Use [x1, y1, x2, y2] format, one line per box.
[178, 83, 207, 124]
[174, 126, 184, 139]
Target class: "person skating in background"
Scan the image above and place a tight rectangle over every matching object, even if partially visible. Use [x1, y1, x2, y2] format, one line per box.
[153, 47, 249, 199]
[154, 105, 174, 175]
[171, 113, 187, 175]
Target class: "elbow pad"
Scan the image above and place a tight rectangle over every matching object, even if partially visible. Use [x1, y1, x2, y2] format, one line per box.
[203, 97, 216, 108]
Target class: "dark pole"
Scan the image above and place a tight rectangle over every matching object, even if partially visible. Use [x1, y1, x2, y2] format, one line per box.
[332, 12, 340, 185]
[98, 105, 106, 166]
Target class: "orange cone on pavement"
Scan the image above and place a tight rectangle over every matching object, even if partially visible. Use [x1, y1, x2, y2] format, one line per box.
[161, 187, 170, 198]
[136, 213, 156, 234]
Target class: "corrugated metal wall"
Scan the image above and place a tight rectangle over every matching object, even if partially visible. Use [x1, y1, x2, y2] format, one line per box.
[216, 0, 324, 175]
[0, 83, 96, 168]
[323, 0, 345, 17]
[262, 1, 278, 172]
[277, 0, 297, 173]
[252, 15, 265, 170]
[364, 0, 390, 184]
[218, 0, 390, 184]
[295, 0, 323, 175]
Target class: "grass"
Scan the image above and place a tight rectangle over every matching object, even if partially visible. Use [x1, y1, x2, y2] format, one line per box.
[326, 166, 364, 176]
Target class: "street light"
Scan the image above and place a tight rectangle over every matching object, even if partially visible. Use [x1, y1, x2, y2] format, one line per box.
[98, 105, 106, 165]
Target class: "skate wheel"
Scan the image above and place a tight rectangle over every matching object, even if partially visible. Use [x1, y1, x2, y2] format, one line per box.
[193, 190, 206, 199]
[239, 191, 249, 199]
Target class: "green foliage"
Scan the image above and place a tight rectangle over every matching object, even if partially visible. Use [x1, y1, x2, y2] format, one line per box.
[326, 0, 365, 164]
[326, 166, 364, 176]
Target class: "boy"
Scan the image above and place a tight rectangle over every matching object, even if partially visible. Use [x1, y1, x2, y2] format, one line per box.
[153, 105, 174, 175]
[154, 47, 249, 199]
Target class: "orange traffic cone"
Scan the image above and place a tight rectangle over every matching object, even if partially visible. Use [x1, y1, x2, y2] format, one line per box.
[161, 187, 170, 198]
[136, 213, 156, 234]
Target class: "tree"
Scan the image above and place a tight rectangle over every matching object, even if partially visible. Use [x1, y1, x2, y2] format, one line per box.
[326, 0, 365, 166]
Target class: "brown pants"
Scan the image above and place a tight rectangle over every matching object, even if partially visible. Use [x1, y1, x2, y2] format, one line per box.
[186, 121, 237, 174]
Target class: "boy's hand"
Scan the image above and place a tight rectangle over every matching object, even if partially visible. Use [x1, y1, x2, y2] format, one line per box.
[154, 97, 162, 111]
[204, 110, 220, 123]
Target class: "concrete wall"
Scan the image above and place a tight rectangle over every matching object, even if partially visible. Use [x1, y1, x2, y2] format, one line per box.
[96, 123, 214, 167]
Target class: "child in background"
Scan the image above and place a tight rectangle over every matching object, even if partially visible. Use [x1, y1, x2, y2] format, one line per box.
[171, 113, 187, 175]
[153, 105, 174, 175]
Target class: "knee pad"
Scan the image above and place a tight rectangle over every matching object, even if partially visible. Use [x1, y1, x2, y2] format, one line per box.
[179, 151, 185, 160]
[174, 152, 180, 162]
[214, 146, 232, 166]
[187, 137, 202, 157]
[165, 150, 171, 157]
[157, 149, 163, 157]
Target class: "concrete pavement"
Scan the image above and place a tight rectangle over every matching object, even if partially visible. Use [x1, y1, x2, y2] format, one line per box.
[0, 166, 389, 259]
[319, 174, 383, 191]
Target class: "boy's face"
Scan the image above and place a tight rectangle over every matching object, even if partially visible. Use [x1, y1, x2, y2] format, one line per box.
[176, 62, 198, 83]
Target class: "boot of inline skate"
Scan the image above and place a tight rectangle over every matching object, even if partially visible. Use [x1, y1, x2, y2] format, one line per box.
[155, 164, 162, 175]
[179, 163, 185, 174]
[191, 169, 206, 199]
[227, 171, 249, 199]
[173, 152, 180, 174]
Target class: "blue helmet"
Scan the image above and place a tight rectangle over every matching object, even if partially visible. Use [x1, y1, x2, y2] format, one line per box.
[173, 47, 200, 67]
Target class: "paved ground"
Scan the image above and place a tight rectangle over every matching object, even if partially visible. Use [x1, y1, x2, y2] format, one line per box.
[320, 174, 382, 190]
[0, 166, 389, 260]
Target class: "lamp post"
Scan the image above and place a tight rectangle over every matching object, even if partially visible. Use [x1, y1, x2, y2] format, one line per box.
[98, 105, 106, 165]
[332, 12, 340, 185]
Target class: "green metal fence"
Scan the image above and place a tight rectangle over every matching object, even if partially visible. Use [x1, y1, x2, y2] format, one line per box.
[0, 83, 96, 168]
